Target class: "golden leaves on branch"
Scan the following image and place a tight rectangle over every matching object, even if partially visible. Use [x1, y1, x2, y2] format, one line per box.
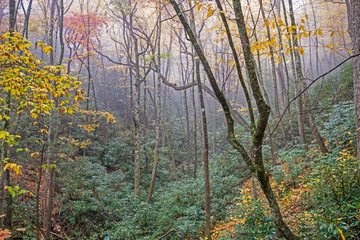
[58, 136, 91, 150]
[0, 131, 21, 147]
[193, 1, 215, 20]
[250, 19, 345, 64]
[0, 31, 85, 120]
[75, 109, 116, 123]
[78, 123, 100, 132]
[30, 152, 39, 159]
[3, 163, 22, 176]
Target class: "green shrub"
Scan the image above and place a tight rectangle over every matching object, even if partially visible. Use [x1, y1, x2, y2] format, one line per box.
[306, 149, 360, 239]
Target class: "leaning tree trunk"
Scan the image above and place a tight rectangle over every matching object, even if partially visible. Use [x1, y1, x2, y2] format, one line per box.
[245, 0, 277, 158]
[168, 1, 299, 239]
[232, 1, 298, 237]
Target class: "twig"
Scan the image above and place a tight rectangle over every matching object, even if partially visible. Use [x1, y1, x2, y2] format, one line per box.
[40, 228, 64, 239]
[161, 3, 196, 23]
[219, 174, 252, 199]
[93, 48, 131, 67]
[156, 229, 181, 240]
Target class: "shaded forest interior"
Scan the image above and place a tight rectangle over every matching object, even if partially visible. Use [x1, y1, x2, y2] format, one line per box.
[0, 0, 359, 239]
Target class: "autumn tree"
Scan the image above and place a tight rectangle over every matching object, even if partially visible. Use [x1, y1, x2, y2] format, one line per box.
[103, 0, 158, 197]
[0, 32, 83, 233]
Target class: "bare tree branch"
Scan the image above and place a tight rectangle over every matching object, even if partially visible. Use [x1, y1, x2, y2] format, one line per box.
[263, 53, 360, 150]
[155, 229, 181, 240]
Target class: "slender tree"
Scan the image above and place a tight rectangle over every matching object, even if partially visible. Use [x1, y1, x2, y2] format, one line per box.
[147, 2, 162, 203]
[288, 0, 327, 153]
[349, 0, 360, 156]
[168, 0, 299, 238]
[1, 0, 17, 230]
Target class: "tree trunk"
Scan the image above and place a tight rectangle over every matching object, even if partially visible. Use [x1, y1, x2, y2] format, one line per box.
[310, 0, 321, 75]
[349, 0, 360, 157]
[164, 129, 178, 181]
[288, 0, 306, 148]
[35, 140, 46, 240]
[282, 0, 306, 147]
[45, 167, 55, 240]
[56, 0, 64, 65]
[48, 0, 56, 66]
[192, 83, 198, 179]
[288, 0, 327, 153]
[258, 0, 286, 142]
[1, 0, 17, 230]
[184, 90, 192, 175]
[188, 3, 211, 236]
[273, 7, 295, 145]
[147, 6, 162, 203]
[0, 1, 7, 34]
[168, 1, 299, 238]
[212, 107, 216, 155]
[196, 58, 212, 240]
[134, 38, 141, 198]
[190, 34, 199, 179]
[22, 0, 33, 38]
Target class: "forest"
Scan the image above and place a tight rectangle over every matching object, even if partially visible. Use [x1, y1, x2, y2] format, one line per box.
[0, 0, 359, 239]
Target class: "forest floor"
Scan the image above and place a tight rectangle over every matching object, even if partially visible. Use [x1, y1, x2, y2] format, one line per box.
[211, 157, 312, 239]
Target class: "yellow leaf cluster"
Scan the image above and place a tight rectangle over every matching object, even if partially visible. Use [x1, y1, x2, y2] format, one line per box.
[4, 163, 22, 176]
[0, 32, 84, 120]
[78, 123, 100, 132]
[76, 109, 116, 123]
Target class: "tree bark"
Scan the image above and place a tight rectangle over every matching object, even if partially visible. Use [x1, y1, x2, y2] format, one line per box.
[188, 3, 211, 237]
[258, 0, 286, 142]
[48, 0, 56, 66]
[56, 0, 64, 65]
[147, 5, 162, 203]
[45, 167, 55, 240]
[196, 60, 212, 239]
[212, 107, 216, 155]
[1, 0, 17, 230]
[21, 0, 33, 38]
[164, 129, 178, 181]
[190, 37, 198, 179]
[35, 140, 46, 240]
[288, 0, 327, 153]
[192, 84, 198, 179]
[349, 0, 360, 156]
[134, 38, 141, 198]
[0, 1, 8, 35]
